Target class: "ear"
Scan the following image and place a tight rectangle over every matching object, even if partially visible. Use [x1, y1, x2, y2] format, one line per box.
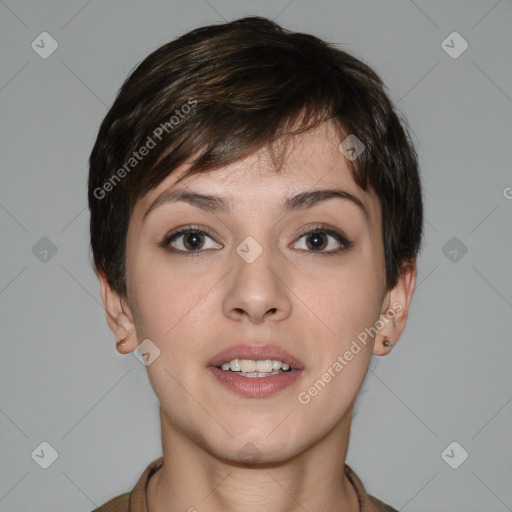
[98, 272, 138, 355]
[373, 259, 417, 356]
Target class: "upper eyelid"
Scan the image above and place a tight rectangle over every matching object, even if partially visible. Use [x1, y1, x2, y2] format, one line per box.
[164, 225, 218, 241]
[164, 224, 345, 240]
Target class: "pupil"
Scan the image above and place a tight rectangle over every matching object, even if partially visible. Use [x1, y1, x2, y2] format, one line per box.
[184, 233, 202, 250]
[308, 233, 326, 250]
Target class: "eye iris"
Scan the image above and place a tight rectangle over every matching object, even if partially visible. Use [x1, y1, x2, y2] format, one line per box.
[184, 232, 203, 250]
[306, 233, 327, 250]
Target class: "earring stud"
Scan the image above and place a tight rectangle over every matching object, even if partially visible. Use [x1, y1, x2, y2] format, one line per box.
[383, 337, 393, 348]
[116, 337, 127, 347]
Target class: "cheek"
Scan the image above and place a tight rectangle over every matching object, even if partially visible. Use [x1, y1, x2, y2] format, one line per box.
[292, 257, 383, 349]
[127, 256, 217, 409]
[129, 256, 215, 343]
[293, 269, 380, 424]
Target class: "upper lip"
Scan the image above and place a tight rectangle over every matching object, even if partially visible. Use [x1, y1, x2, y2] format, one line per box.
[207, 343, 304, 370]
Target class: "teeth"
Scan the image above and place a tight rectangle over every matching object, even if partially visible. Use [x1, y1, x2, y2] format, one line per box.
[239, 370, 283, 378]
[219, 358, 291, 373]
[239, 359, 256, 373]
[256, 360, 273, 372]
[230, 359, 242, 372]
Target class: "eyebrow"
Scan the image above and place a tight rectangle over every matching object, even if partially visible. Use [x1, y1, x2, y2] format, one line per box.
[143, 188, 369, 223]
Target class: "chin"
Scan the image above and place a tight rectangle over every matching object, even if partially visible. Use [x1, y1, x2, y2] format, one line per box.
[202, 427, 310, 466]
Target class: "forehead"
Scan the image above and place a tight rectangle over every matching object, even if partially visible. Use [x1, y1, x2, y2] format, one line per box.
[132, 121, 380, 223]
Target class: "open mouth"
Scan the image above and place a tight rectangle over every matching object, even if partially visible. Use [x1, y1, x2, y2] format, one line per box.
[216, 358, 295, 378]
[208, 347, 304, 397]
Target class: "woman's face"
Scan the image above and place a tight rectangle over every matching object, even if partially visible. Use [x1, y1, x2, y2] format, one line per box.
[120, 121, 397, 462]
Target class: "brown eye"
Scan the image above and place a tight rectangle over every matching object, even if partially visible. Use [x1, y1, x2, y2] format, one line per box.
[161, 227, 222, 255]
[293, 227, 352, 254]
[181, 232, 205, 250]
[304, 232, 329, 251]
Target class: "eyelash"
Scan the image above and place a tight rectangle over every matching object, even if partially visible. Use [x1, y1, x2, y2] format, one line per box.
[159, 224, 353, 258]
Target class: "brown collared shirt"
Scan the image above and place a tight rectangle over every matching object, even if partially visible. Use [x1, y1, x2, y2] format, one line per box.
[92, 457, 398, 512]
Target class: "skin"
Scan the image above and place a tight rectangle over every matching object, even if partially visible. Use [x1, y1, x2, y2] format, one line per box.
[99, 120, 416, 511]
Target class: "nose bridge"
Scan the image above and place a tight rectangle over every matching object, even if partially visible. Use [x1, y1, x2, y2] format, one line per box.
[234, 232, 278, 293]
[223, 231, 291, 321]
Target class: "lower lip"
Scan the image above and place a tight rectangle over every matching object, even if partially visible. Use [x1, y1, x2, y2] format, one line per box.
[208, 367, 304, 398]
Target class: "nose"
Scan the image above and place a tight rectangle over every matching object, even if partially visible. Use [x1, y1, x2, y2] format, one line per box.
[222, 239, 292, 324]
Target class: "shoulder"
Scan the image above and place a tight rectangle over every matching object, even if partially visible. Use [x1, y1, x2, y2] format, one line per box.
[344, 463, 399, 512]
[368, 494, 399, 512]
[90, 456, 164, 512]
[91, 492, 130, 512]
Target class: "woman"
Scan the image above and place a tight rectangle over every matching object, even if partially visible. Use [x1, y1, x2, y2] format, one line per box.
[89, 16, 422, 512]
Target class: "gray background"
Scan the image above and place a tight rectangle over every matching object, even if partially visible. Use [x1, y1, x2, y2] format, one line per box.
[1, 0, 511, 510]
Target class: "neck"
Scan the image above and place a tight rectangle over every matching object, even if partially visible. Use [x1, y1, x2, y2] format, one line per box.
[147, 406, 360, 512]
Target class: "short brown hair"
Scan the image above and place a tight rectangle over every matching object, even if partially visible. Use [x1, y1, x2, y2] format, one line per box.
[88, 16, 423, 296]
